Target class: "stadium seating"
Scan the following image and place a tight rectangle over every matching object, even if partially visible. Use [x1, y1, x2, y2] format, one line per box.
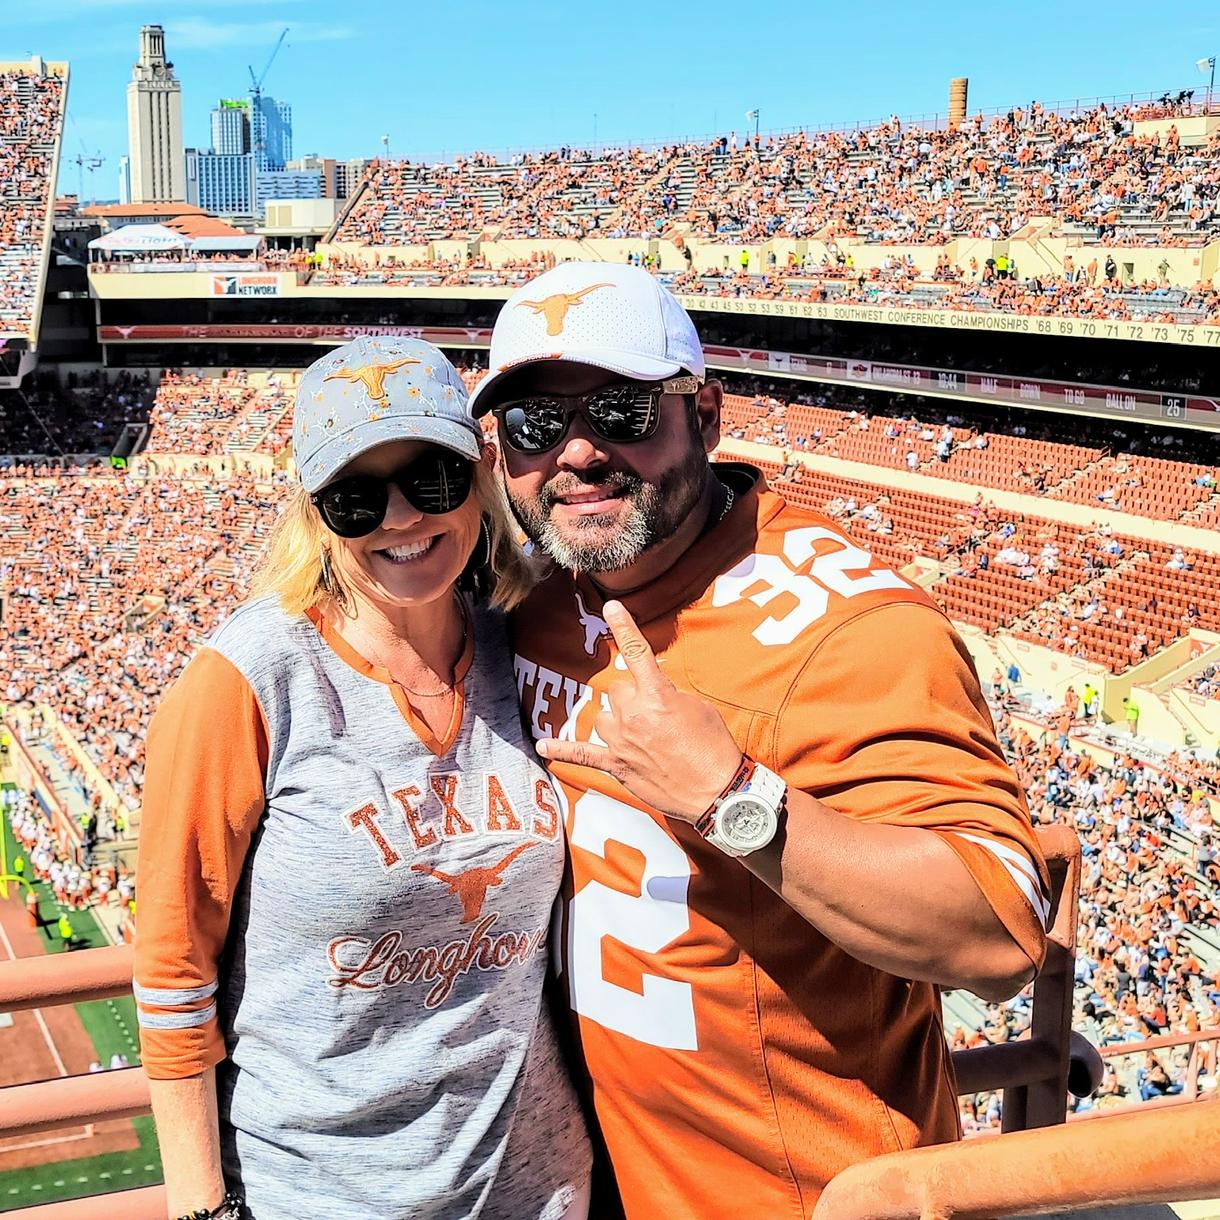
[333, 101, 1220, 251]
[0, 64, 65, 340]
[144, 369, 301, 455]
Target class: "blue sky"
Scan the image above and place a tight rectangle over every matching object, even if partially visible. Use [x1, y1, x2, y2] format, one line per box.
[10, 0, 1219, 201]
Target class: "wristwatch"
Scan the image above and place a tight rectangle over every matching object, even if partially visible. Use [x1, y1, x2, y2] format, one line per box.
[695, 757, 787, 858]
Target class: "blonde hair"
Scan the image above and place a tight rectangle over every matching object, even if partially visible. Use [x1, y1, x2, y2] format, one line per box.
[249, 455, 537, 615]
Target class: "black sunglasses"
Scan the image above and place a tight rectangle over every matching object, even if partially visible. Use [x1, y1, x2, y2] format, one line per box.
[494, 375, 702, 454]
[311, 449, 475, 538]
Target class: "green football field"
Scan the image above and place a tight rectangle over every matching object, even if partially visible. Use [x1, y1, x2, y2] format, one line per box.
[0, 797, 163, 1209]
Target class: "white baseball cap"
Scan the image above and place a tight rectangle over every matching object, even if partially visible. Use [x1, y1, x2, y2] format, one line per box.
[467, 261, 706, 417]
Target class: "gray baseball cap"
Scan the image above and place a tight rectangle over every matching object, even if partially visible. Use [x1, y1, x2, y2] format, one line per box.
[293, 336, 482, 493]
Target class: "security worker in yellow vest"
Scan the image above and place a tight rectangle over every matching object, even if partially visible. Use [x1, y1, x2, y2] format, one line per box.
[57, 913, 74, 950]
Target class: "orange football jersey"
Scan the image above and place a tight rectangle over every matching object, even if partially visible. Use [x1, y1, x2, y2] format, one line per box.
[512, 467, 1049, 1219]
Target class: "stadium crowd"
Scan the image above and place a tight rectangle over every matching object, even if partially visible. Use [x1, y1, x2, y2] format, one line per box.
[1, 463, 285, 811]
[333, 100, 1220, 251]
[304, 249, 1220, 327]
[0, 66, 64, 338]
[952, 697, 1220, 1131]
[8, 786, 135, 916]
[0, 370, 155, 456]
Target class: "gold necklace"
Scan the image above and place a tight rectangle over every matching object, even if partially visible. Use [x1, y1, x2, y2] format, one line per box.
[717, 483, 735, 522]
[390, 594, 472, 698]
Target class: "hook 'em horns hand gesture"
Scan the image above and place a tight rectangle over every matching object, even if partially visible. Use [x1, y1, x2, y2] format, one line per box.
[536, 601, 743, 823]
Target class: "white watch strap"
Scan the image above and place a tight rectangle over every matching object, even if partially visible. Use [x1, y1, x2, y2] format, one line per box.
[737, 762, 786, 811]
[706, 762, 786, 857]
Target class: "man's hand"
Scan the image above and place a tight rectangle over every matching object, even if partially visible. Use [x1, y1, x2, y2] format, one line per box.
[536, 601, 742, 823]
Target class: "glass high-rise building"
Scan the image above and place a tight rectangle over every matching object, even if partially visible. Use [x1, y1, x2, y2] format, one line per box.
[187, 92, 296, 215]
[206, 95, 291, 170]
[211, 99, 250, 155]
[185, 148, 252, 215]
[251, 97, 292, 171]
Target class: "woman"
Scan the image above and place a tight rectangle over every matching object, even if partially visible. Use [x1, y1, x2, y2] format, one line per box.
[135, 338, 591, 1220]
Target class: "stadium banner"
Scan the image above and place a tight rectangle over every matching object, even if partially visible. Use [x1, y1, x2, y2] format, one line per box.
[701, 344, 1220, 429]
[210, 273, 282, 297]
[99, 324, 493, 346]
[681, 294, 1220, 349]
[97, 325, 1217, 426]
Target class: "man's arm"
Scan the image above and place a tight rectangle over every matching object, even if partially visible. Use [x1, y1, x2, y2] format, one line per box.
[537, 600, 1048, 1003]
[739, 788, 1036, 1001]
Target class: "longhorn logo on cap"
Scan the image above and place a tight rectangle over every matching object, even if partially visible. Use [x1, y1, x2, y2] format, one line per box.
[516, 282, 613, 336]
[323, 357, 421, 402]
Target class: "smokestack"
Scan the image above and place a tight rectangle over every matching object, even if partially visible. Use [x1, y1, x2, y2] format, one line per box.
[949, 77, 969, 130]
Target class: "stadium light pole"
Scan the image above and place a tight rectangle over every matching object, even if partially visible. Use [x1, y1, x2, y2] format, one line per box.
[381, 133, 390, 162]
[1197, 56, 1216, 114]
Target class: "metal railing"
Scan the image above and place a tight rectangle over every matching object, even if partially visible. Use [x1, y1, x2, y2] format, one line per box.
[811, 1100, 1220, 1218]
[0, 825, 1209, 1217]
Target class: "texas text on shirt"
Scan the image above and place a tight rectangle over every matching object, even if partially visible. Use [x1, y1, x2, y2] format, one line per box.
[512, 464, 1049, 1220]
[133, 595, 589, 1219]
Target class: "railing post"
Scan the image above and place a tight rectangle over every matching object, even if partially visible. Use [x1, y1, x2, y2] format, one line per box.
[1002, 824, 1080, 1131]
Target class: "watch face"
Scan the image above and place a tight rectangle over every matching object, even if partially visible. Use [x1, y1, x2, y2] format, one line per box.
[717, 796, 778, 852]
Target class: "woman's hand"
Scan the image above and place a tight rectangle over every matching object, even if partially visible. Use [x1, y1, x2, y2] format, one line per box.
[536, 601, 742, 822]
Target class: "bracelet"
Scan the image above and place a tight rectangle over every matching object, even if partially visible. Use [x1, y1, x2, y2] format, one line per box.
[177, 1190, 245, 1220]
[694, 754, 753, 837]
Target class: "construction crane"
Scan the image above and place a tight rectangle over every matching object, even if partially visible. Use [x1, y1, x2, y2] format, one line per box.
[71, 151, 104, 206]
[247, 26, 289, 168]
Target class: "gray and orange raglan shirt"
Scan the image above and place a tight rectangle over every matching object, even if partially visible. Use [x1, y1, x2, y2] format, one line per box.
[134, 594, 590, 1220]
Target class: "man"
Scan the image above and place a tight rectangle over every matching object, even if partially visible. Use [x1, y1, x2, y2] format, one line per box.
[469, 262, 1050, 1218]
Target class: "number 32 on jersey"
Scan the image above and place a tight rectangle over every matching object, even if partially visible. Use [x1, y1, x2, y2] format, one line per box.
[563, 790, 699, 1051]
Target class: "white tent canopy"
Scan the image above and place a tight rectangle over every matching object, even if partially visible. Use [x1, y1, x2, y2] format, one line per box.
[88, 224, 262, 254]
[89, 224, 187, 252]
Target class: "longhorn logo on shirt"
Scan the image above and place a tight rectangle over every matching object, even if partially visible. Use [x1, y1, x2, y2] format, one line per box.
[574, 590, 609, 656]
[411, 842, 539, 922]
[515, 282, 613, 335]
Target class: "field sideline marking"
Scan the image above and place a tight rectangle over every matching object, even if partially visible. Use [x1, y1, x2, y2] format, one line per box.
[0, 912, 68, 1077]
[0, 1131, 91, 1155]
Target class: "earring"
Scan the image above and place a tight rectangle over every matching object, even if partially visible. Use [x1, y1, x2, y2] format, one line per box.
[460, 517, 493, 598]
[476, 517, 492, 568]
[319, 547, 346, 608]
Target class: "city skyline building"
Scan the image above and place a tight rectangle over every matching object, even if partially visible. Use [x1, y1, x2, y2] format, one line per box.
[186, 92, 298, 216]
[125, 24, 185, 203]
[285, 155, 371, 200]
[185, 148, 252, 215]
[211, 98, 250, 156]
[251, 96, 292, 171]
[206, 95, 292, 170]
[255, 167, 321, 214]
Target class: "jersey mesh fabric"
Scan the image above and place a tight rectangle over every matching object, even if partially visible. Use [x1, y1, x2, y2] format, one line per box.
[135, 595, 590, 1219]
[511, 467, 1048, 1220]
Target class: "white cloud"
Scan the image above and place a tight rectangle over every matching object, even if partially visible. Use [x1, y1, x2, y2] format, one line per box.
[163, 17, 353, 50]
